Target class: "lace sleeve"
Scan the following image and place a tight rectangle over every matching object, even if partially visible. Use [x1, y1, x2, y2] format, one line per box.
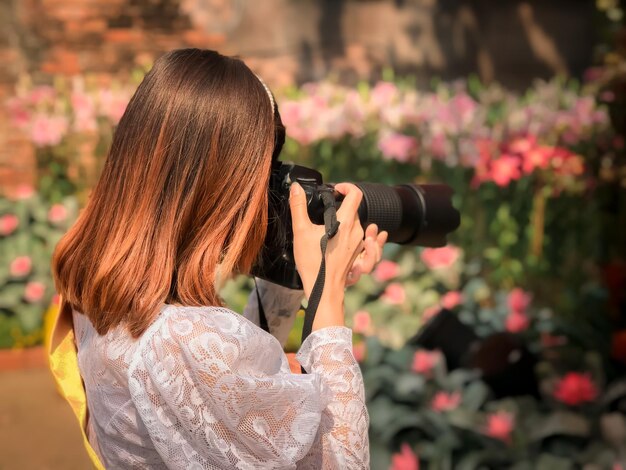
[128, 306, 369, 469]
[242, 278, 304, 347]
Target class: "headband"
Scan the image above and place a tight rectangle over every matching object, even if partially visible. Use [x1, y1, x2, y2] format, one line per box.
[256, 75, 275, 112]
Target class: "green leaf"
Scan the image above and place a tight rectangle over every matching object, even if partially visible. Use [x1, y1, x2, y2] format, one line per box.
[392, 373, 425, 401]
[530, 411, 590, 441]
[462, 381, 491, 411]
[535, 453, 574, 470]
[364, 336, 386, 367]
[447, 408, 478, 431]
[0, 284, 25, 309]
[384, 347, 413, 370]
[16, 304, 43, 333]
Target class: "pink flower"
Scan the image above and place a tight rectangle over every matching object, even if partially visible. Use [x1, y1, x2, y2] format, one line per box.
[52, 293, 61, 305]
[421, 245, 461, 269]
[553, 372, 598, 406]
[490, 155, 522, 187]
[14, 185, 34, 200]
[485, 411, 515, 443]
[28, 86, 56, 105]
[431, 391, 461, 412]
[280, 100, 317, 145]
[10, 256, 32, 277]
[505, 310, 530, 333]
[389, 443, 419, 470]
[382, 283, 406, 305]
[98, 89, 129, 124]
[507, 288, 531, 314]
[371, 81, 399, 107]
[378, 133, 417, 163]
[0, 214, 19, 236]
[374, 260, 400, 282]
[428, 133, 449, 159]
[352, 310, 372, 335]
[24, 281, 46, 303]
[450, 93, 477, 125]
[48, 204, 68, 223]
[353, 342, 367, 362]
[29, 114, 69, 147]
[440, 291, 463, 310]
[412, 349, 440, 376]
[71, 91, 97, 132]
[6, 97, 31, 129]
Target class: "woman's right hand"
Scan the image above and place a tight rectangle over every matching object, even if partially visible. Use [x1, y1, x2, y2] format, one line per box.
[289, 182, 365, 330]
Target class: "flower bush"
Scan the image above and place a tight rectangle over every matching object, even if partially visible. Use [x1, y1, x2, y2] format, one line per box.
[6, 74, 139, 202]
[0, 189, 77, 348]
[358, 302, 626, 469]
[3, 64, 625, 466]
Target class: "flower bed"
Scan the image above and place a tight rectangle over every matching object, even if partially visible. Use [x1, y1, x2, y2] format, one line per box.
[3, 69, 625, 467]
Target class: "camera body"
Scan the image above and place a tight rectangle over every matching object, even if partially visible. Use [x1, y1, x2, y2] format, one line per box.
[251, 162, 460, 289]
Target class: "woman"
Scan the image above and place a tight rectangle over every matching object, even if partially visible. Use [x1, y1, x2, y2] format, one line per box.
[52, 49, 387, 469]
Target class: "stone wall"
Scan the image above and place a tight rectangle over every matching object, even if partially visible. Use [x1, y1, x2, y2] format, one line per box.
[0, 0, 595, 194]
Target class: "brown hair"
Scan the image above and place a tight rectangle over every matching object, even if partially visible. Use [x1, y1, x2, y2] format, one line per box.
[52, 49, 278, 337]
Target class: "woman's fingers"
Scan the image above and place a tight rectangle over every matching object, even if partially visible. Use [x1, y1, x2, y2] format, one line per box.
[334, 183, 363, 225]
[358, 236, 378, 275]
[377, 231, 388, 262]
[289, 183, 312, 232]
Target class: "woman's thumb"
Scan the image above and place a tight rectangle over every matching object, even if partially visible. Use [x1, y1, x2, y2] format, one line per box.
[289, 183, 310, 231]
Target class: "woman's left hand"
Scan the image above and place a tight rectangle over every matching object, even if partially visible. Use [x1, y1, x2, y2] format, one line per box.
[346, 224, 388, 286]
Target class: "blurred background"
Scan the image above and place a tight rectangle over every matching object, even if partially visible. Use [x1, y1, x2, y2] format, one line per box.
[1, 0, 625, 468]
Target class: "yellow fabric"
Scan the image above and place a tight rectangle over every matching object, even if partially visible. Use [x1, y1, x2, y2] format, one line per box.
[47, 299, 105, 470]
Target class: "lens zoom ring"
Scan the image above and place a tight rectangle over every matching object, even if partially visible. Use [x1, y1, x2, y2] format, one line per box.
[357, 183, 402, 233]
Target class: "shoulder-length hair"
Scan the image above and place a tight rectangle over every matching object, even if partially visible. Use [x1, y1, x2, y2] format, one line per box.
[52, 49, 282, 337]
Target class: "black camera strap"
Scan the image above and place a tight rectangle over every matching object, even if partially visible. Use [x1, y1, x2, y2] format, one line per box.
[300, 191, 340, 374]
[254, 191, 339, 375]
[253, 278, 270, 333]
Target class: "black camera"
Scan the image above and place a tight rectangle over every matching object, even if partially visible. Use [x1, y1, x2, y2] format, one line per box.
[251, 162, 461, 289]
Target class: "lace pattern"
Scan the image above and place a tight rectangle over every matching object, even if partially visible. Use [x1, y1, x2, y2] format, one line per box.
[73, 280, 369, 469]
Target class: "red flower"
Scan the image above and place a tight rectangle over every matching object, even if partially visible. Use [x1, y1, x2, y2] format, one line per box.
[389, 443, 419, 470]
[522, 146, 552, 174]
[507, 135, 537, 154]
[553, 372, 598, 406]
[507, 288, 531, 314]
[412, 349, 440, 376]
[490, 155, 522, 187]
[431, 391, 461, 412]
[485, 411, 515, 443]
[0, 214, 19, 236]
[505, 311, 530, 333]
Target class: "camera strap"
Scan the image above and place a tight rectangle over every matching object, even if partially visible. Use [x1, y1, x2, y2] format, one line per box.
[300, 191, 340, 374]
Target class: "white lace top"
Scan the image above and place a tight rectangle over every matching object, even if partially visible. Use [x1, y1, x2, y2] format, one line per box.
[73, 280, 369, 469]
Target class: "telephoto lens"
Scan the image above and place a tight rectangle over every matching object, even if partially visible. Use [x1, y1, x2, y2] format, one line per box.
[252, 162, 461, 289]
[352, 183, 459, 248]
